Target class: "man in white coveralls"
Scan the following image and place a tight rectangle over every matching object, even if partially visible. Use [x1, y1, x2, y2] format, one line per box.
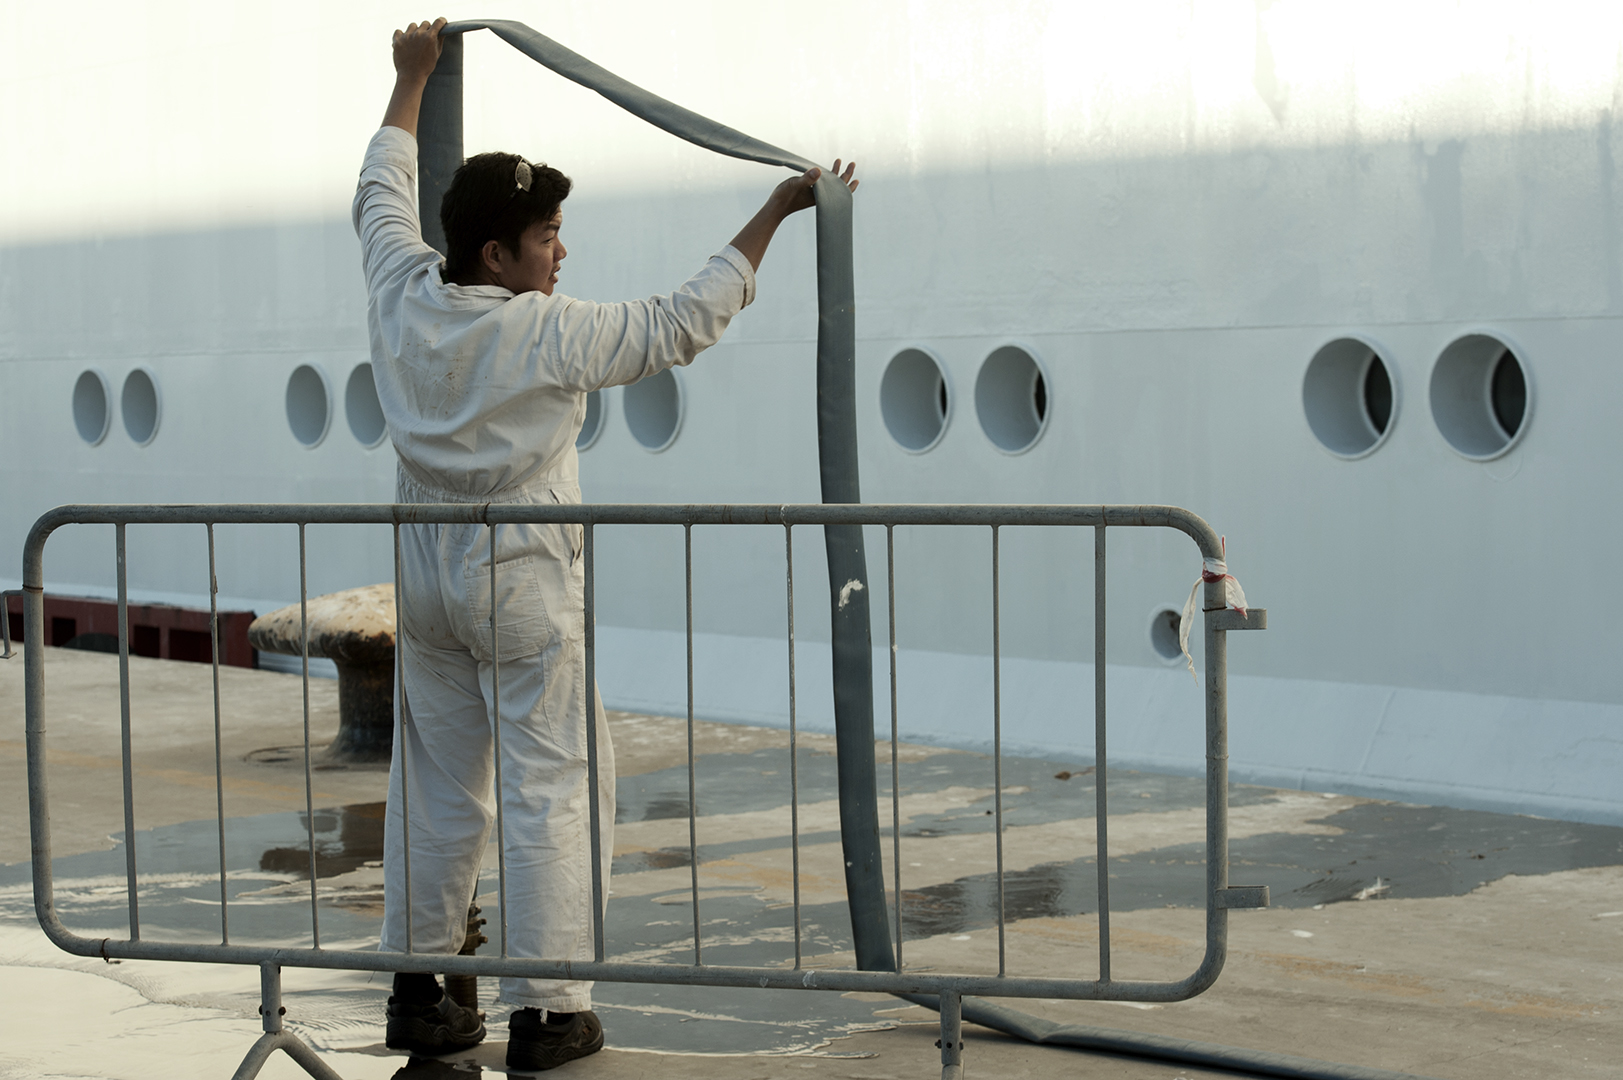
[354, 18, 858, 1071]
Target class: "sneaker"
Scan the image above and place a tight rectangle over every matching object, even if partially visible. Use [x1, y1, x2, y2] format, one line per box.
[385, 992, 487, 1055]
[505, 1008, 604, 1071]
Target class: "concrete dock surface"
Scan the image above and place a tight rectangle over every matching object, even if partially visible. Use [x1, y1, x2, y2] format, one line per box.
[2, 645, 1619, 1079]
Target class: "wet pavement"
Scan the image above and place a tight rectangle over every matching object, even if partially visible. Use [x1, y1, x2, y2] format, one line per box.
[2, 645, 1621, 1079]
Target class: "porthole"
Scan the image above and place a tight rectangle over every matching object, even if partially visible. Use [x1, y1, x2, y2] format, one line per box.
[1148, 607, 1184, 664]
[286, 364, 331, 448]
[624, 368, 683, 452]
[1489, 349, 1527, 438]
[975, 345, 1049, 454]
[72, 369, 112, 446]
[344, 363, 388, 447]
[880, 348, 950, 452]
[576, 389, 605, 450]
[1429, 334, 1532, 460]
[121, 368, 161, 446]
[1302, 336, 1399, 458]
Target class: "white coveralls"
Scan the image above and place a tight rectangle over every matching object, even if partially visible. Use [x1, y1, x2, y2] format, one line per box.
[353, 125, 756, 1011]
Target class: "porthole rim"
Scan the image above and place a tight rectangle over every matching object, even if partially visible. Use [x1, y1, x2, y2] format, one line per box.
[1301, 332, 1402, 461]
[344, 362, 390, 449]
[626, 367, 686, 454]
[1428, 327, 1535, 463]
[974, 339, 1052, 457]
[1146, 604, 1188, 666]
[72, 367, 114, 447]
[576, 388, 610, 452]
[120, 365, 164, 448]
[286, 362, 334, 450]
[880, 344, 953, 455]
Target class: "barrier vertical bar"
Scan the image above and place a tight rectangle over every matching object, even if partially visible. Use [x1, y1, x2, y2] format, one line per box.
[1205, 575, 1231, 972]
[0, 589, 15, 660]
[685, 524, 702, 963]
[298, 525, 319, 948]
[785, 523, 802, 968]
[207, 524, 229, 944]
[1094, 525, 1110, 981]
[394, 523, 413, 954]
[22, 571, 53, 964]
[259, 960, 282, 1035]
[584, 522, 606, 962]
[938, 989, 964, 1079]
[233, 961, 346, 1080]
[887, 524, 902, 969]
[991, 525, 1006, 977]
[490, 523, 509, 957]
[115, 523, 139, 940]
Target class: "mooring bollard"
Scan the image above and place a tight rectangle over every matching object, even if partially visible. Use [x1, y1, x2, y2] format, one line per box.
[249, 583, 395, 762]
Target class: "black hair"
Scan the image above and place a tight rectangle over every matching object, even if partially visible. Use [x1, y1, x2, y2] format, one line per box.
[439, 151, 572, 284]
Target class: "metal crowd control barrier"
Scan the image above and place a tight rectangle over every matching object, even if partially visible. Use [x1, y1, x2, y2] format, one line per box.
[23, 502, 1267, 1080]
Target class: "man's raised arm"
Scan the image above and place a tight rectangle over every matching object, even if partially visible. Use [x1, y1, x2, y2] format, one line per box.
[382, 17, 447, 137]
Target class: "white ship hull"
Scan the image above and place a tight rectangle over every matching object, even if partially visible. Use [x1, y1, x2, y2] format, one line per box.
[2, 2, 1619, 823]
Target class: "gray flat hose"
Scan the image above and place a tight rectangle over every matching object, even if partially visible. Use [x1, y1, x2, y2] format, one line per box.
[424, 20, 894, 974]
[445, 20, 817, 172]
[899, 994, 1440, 1080]
[412, 20, 1427, 1080]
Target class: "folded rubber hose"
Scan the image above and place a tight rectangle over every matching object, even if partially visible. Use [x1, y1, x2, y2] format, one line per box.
[447, 20, 817, 171]
[899, 994, 1438, 1080]
[416, 21, 1432, 1079]
[426, 19, 893, 974]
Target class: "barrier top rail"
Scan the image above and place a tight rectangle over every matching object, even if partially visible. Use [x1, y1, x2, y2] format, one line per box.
[25, 502, 1224, 569]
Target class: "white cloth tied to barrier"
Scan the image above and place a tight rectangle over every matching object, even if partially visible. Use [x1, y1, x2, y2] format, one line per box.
[1178, 539, 1247, 683]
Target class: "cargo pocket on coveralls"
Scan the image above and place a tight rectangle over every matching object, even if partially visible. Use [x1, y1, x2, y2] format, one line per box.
[466, 554, 551, 662]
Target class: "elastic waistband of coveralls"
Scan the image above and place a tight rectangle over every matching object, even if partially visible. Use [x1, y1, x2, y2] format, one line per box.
[397, 461, 582, 507]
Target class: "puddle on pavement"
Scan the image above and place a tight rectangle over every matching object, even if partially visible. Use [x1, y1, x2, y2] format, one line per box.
[259, 801, 385, 880]
[243, 744, 390, 772]
[891, 801, 1623, 937]
[616, 847, 695, 872]
[0, 801, 390, 945]
[619, 744, 1278, 835]
[1240, 801, 1623, 908]
[7, 742, 1622, 1054]
[391, 1060, 482, 1078]
[893, 846, 1246, 938]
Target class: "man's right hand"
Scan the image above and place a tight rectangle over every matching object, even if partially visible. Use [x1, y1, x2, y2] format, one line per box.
[393, 18, 448, 84]
[383, 18, 448, 137]
[728, 160, 860, 272]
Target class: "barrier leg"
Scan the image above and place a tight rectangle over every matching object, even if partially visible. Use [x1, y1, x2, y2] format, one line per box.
[230, 962, 344, 1080]
[938, 990, 964, 1079]
[229, 1032, 283, 1080]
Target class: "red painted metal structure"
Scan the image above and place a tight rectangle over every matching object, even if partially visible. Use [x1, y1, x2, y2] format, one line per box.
[4, 592, 256, 668]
